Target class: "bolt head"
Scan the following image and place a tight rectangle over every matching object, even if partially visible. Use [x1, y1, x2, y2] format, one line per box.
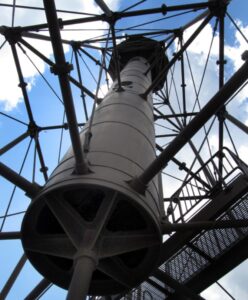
[241, 50, 248, 61]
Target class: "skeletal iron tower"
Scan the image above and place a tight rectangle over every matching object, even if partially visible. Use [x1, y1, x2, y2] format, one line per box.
[0, 1, 248, 300]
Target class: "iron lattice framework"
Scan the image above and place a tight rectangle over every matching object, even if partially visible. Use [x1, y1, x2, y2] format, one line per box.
[0, 0, 248, 299]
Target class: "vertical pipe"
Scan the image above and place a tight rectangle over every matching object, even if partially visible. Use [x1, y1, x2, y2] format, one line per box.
[43, 0, 89, 174]
[73, 48, 89, 121]
[218, 9, 225, 180]
[179, 34, 187, 126]
[66, 256, 96, 300]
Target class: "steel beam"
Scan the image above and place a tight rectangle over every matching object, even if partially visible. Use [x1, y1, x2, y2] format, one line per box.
[217, 8, 226, 180]
[185, 234, 248, 295]
[0, 232, 21, 240]
[19, 38, 100, 101]
[155, 112, 198, 119]
[73, 49, 89, 121]
[95, 0, 113, 17]
[24, 279, 51, 300]
[43, 0, 89, 174]
[19, 2, 210, 32]
[146, 278, 169, 296]
[0, 161, 41, 197]
[10, 43, 34, 123]
[153, 269, 204, 300]
[129, 56, 248, 193]
[161, 219, 248, 234]
[225, 111, 248, 134]
[142, 14, 212, 97]
[158, 174, 248, 265]
[0, 254, 27, 300]
[0, 132, 29, 156]
[66, 256, 96, 300]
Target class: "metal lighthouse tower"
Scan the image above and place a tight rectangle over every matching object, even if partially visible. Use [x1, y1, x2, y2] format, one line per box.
[21, 36, 168, 299]
[1, 1, 248, 300]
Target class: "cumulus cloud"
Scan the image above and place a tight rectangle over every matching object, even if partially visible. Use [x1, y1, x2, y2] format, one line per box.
[0, 0, 120, 110]
[161, 16, 248, 206]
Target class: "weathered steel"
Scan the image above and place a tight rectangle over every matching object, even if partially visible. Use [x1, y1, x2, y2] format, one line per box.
[0, 162, 40, 197]
[21, 37, 168, 298]
[43, 0, 89, 175]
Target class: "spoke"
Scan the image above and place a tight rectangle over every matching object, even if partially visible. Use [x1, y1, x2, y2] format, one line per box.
[98, 258, 133, 288]
[91, 192, 118, 241]
[99, 232, 158, 258]
[45, 197, 87, 249]
[24, 234, 76, 259]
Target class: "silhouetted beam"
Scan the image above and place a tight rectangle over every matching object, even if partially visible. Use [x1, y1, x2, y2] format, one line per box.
[95, 0, 113, 17]
[129, 55, 248, 193]
[0, 254, 27, 300]
[225, 111, 248, 134]
[0, 132, 29, 156]
[117, 2, 210, 18]
[164, 196, 208, 201]
[43, 0, 89, 175]
[153, 269, 204, 300]
[24, 278, 51, 300]
[156, 144, 211, 190]
[0, 232, 21, 240]
[19, 3, 211, 32]
[155, 112, 198, 119]
[161, 219, 248, 234]
[0, 162, 41, 197]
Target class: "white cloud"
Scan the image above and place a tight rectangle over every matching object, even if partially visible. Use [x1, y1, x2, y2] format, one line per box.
[0, 0, 120, 111]
[225, 20, 248, 71]
[184, 20, 220, 58]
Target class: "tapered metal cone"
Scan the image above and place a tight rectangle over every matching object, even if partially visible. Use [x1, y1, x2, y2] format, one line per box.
[21, 37, 168, 297]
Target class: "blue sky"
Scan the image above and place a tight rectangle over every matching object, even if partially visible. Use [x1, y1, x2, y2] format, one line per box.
[1, 0, 248, 299]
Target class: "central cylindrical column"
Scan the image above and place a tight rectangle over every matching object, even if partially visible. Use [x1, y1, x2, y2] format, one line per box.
[21, 37, 168, 297]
